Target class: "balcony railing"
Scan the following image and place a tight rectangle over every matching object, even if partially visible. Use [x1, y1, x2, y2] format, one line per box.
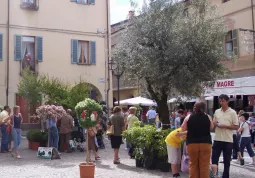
[20, 0, 39, 11]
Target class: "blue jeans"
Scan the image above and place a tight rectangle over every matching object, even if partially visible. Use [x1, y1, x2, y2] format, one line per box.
[156, 121, 161, 129]
[148, 118, 155, 125]
[12, 128, 22, 151]
[49, 126, 59, 149]
[0, 125, 9, 152]
[239, 137, 255, 157]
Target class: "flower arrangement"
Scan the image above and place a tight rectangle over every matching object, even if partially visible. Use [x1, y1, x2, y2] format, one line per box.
[36, 105, 66, 121]
[75, 98, 102, 129]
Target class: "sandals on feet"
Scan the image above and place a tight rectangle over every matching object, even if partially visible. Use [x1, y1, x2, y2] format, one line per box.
[113, 160, 120, 164]
[95, 156, 101, 160]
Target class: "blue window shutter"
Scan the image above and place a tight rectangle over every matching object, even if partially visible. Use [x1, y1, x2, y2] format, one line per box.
[14, 35, 22, 61]
[71, 40, 78, 64]
[36, 36, 43, 62]
[0, 33, 3, 61]
[90, 41, 96, 65]
[90, 0, 95, 5]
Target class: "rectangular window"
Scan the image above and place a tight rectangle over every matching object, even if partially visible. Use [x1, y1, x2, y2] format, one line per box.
[77, 0, 89, 4]
[15, 35, 43, 72]
[222, 0, 230, 3]
[71, 39, 96, 65]
[20, 0, 39, 10]
[21, 36, 36, 72]
[225, 30, 239, 57]
[78, 41, 90, 65]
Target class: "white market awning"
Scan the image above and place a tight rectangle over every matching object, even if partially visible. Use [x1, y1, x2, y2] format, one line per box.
[114, 96, 157, 106]
[205, 96, 213, 101]
[168, 97, 199, 103]
[204, 76, 255, 96]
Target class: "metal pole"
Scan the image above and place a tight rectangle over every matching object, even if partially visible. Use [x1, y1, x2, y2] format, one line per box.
[251, 0, 255, 60]
[117, 75, 120, 106]
[6, 0, 10, 105]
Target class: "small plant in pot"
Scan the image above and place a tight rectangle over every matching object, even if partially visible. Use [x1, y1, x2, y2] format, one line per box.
[75, 98, 102, 178]
[28, 130, 42, 150]
[123, 121, 145, 168]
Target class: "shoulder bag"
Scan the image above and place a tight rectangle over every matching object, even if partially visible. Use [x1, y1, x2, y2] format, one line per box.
[106, 121, 114, 136]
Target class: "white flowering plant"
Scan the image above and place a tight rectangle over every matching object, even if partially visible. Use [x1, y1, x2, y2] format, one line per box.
[36, 105, 66, 121]
[75, 98, 102, 129]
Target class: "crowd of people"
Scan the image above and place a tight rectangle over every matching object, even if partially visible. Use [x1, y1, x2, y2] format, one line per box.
[0, 106, 23, 158]
[165, 94, 255, 178]
[1, 95, 255, 178]
[0, 105, 108, 161]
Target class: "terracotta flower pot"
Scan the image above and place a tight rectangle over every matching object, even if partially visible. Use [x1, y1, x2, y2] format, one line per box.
[31, 142, 40, 151]
[79, 162, 95, 178]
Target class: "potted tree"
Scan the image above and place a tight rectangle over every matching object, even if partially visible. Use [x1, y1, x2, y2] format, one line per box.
[75, 98, 102, 178]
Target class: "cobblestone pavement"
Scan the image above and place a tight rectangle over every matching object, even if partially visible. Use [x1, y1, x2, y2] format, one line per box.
[0, 138, 255, 178]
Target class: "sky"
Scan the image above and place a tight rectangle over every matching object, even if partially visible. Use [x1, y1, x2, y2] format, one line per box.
[110, 0, 145, 24]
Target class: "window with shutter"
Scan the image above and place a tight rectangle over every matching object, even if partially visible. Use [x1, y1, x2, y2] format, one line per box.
[71, 40, 78, 64]
[90, 41, 96, 65]
[36, 36, 43, 61]
[15, 35, 22, 61]
[0, 33, 3, 61]
[232, 29, 239, 56]
[77, 0, 88, 4]
[225, 29, 239, 57]
[90, 0, 95, 5]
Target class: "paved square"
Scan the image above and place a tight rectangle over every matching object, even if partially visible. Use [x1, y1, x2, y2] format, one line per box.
[0, 138, 254, 178]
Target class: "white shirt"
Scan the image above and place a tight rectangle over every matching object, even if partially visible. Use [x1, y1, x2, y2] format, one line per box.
[146, 110, 157, 119]
[0, 110, 9, 125]
[240, 121, 251, 137]
[213, 107, 238, 143]
[175, 117, 180, 129]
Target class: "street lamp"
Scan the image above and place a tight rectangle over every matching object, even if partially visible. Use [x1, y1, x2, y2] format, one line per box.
[108, 60, 124, 106]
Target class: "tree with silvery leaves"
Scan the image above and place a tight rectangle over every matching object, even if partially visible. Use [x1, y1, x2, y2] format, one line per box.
[112, 0, 229, 127]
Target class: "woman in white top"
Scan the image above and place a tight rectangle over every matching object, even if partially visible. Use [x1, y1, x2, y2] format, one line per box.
[238, 113, 255, 165]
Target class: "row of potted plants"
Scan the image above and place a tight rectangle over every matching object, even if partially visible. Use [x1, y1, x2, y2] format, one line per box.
[122, 122, 173, 172]
[27, 129, 48, 150]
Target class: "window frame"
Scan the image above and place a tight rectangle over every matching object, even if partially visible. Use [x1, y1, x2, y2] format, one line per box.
[222, 0, 230, 3]
[20, 0, 39, 10]
[225, 31, 233, 56]
[77, 40, 90, 65]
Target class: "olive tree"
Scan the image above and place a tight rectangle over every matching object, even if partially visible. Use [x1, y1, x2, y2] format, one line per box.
[112, 0, 228, 126]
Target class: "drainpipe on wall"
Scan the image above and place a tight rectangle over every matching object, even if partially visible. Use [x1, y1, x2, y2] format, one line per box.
[106, 0, 111, 114]
[6, 0, 10, 105]
[251, 0, 255, 60]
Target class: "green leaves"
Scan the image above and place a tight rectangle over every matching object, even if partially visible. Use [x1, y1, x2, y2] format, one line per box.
[18, 69, 90, 112]
[75, 98, 102, 128]
[114, 0, 227, 97]
[122, 122, 172, 159]
[18, 68, 41, 105]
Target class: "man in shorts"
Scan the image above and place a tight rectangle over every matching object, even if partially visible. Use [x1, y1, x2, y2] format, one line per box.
[165, 127, 186, 178]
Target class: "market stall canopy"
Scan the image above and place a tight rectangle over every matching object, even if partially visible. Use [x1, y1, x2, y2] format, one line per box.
[114, 96, 157, 106]
[205, 96, 213, 101]
[204, 76, 255, 96]
[168, 97, 199, 103]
